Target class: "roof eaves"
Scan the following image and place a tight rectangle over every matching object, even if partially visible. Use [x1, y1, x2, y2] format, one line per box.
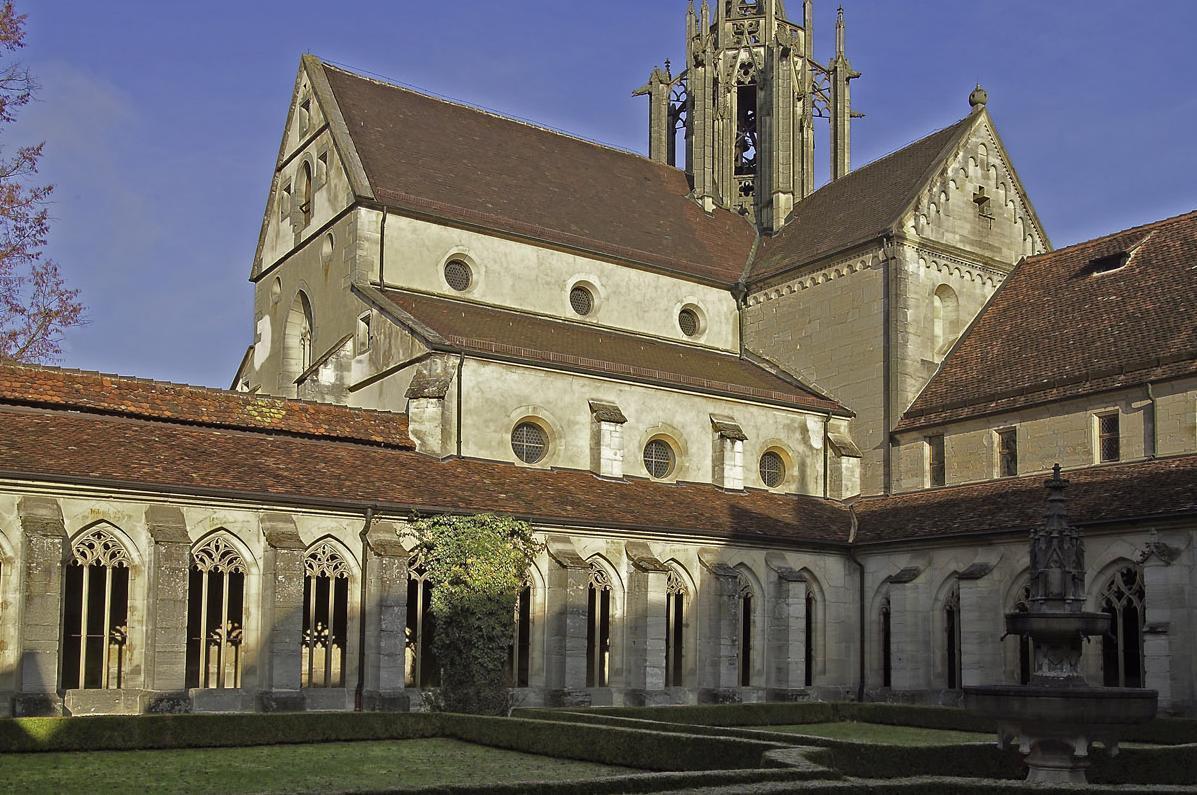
[888, 113, 980, 241]
[308, 55, 375, 202]
[351, 283, 453, 350]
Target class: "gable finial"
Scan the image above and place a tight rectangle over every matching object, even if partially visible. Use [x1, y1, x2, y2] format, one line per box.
[969, 83, 988, 110]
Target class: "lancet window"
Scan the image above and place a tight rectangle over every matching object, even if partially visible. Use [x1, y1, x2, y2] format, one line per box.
[302, 542, 350, 688]
[186, 536, 246, 689]
[62, 527, 131, 690]
[737, 575, 754, 687]
[944, 584, 962, 689]
[804, 588, 817, 687]
[507, 579, 532, 688]
[1101, 566, 1145, 688]
[665, 571, 687, 688]
[880, 597, 892, 688]
[406, 555, 440, 688]
[586, 564, 613, 688]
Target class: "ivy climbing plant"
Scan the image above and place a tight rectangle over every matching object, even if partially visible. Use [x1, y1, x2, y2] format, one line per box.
[411, 513, 543, 715]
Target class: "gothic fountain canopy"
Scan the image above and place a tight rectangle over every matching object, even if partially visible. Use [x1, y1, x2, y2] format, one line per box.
[964, 465, 1157, 785]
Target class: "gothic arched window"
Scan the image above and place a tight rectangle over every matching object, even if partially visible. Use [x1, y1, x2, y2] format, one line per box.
[665, 571, 687, 688]
[186, 535, 246, 690]
[302, 542, 350, 688]
[285, 292, 314, 386]
[932, 283, 960, 357]
[1101, 566, 1145, 688]
[880, 596, 892, 688]
[62, 527, 131, 690]
[586, 564, 613, 687]
[737, 574, 755, 687]
[507, 579, 532, 688]
[405, 556, 440, 688]
[944, 584, 962, 689]
[804, 588, 817, 687]
[298, 160, 313, 228]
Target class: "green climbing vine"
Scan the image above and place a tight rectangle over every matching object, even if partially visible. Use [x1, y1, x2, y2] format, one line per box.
[411, 513, 543, 715]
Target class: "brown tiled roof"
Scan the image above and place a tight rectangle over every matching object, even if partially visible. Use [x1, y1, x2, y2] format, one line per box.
[0, 363, 413, 450]
[377, 288, 847, 414]
[322, 63, 757, 286]
[898, 210, 1197, 432]
[0, 402, 852, 545]
[749, 115, 977, 282]
[853, 455, 1197, 544]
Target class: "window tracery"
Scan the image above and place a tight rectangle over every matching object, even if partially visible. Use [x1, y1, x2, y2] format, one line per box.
[1100, 566, 1145, 688]
[944, 584, 962, 689]
[1011, 582, 1033, 684]
[665, 571, 687, 687]
[508, 578, 532, 688]
[62, 527, 131, 690]
[406, 555, 440, 688]
[302, 542, 350, 688]
[186, 535, 246, 690]
[587, 563, 613, 687]
[737, 574, 754, 687]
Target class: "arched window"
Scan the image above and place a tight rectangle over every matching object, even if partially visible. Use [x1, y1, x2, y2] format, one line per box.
[62, 527, 131, 690]
[880, 596, 892, 688]
[405, 555, 439, 688]
[186, 536, 246, 690]
[298, 160, 313, 228]
[285, 292, 314, 383]
[1101, 566, 1145, 688]
[944, 584, 962, 689]
[508, 579, 532, 688]
[737, 574, 754, 687]
[804, 588, 817, 687]
[665, 571, 687, 687]
[302, 542, 350, 688]
[586, 564, 613, 687]
[932, 284, 960, 357]
[1011, 582, 1033, 685]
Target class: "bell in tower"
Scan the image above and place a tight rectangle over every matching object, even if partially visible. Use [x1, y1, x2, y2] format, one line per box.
[637, 1, 860, 233]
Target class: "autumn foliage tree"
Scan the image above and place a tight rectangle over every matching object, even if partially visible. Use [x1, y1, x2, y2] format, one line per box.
[0, 1, 81, 363]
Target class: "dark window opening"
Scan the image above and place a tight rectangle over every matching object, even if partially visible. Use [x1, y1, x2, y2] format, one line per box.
[406, 562, 440, 688]
[1101, 566, 1145, 688]
[997, 428, 1018, 478]
[665, 573, 686, 688]
[804, 589, 816, 687]
[880, 598, 892, 688]
[185, 539, 247, 690]
[945, 586, 962, 689]
[928, 435, 946, 487]
[586, 567, 612, 688]
[1098, 413, 1121, 463]
[62, 561, 129, 690]
[734, 84, 758, 177]
[739, 588, 753, 687]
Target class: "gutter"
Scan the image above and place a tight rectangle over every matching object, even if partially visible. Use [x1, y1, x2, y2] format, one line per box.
[846, 504, 866, 702]
[455, 353, 465, 457]
[881, 237, 894, 495]
[353, 505, 376, 712]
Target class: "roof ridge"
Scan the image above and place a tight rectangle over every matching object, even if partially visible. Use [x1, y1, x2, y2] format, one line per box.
[1025, 207, 1197, 263]
[319, 57, 679, 174]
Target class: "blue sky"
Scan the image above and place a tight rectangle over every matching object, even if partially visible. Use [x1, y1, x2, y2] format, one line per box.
[21, 1, 1197, 387]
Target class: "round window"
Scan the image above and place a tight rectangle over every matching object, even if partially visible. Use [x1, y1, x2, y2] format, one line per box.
[759, 451, 786, 488]
[511, 422, 548, 464]
[643, 439, 676, 480]
[569, 285, 594, 316]
[444, 259, 472, 292]
[678, 307, 701, 337]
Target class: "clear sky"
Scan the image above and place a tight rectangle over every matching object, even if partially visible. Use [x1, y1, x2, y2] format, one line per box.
[20, 1, 1197, 387]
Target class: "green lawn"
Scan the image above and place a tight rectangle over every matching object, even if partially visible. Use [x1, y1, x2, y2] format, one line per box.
[767, 721, 993, 746]
[0, 737, 641, 794]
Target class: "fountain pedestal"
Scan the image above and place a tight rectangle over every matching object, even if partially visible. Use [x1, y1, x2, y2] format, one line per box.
[963, 466, 1156, 784]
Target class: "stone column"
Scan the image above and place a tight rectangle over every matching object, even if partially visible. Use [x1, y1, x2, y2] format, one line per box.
[886, 567, 929, 693]
[698, 550, 740, 702]
[360, 522, 409, 711]
[14, 497, 66, 716]
[545, 536, 590, 705]
[958, 562, 1002, 688]
[259, 513, 305, 712]
[1138, 536, 1186, 712]
[765, 552, 806, 697]
[625, 542, 669, 705]
[143, 506, 192, 712]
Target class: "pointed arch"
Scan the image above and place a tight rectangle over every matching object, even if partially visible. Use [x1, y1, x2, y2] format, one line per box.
[796, 567, 827, 687]
[733, 563, 764, 688]
[663, 560, 696, 688]
[1097, 563, 1146, 688]
[284, 291, 314, 387]
[868, 581, 892, 689]
[509, 561, 543, 688]
[405, 551, 439, 688]
[932, 283, 960, 358]
[585, 555, 621, 688]
[62, 522, 135, 690]
[302, 537, 354, 688]
[187, 531, 250, 689]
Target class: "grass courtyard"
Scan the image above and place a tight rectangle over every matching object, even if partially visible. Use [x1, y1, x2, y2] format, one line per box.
[766, 720, 992, 746]
[0, 737, 640, 794]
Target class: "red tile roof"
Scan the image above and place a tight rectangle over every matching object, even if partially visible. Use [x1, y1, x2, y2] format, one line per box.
[853, 455, 1197, 544]
[0, 400, 852, 546]
[749, 115, 977, 282]
[0, 363, 413, 450]
[376, 288, 848, 414]
[322, 63, 757, 286]
[898, 210, 1197, 431]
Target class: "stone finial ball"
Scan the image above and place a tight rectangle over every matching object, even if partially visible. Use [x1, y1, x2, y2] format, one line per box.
[969, 84, 989, 108]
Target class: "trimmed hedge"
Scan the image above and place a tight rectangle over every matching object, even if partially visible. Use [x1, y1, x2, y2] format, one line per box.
[572, 701, 840, 727]
[393, 769, 824, 794]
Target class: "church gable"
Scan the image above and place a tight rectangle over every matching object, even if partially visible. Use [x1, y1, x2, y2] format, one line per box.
[898, 108, 1049, 267]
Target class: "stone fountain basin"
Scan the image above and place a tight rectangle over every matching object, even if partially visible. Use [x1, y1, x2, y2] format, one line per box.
[966, 685, 1158, 729]
[1005, 610, 1109, 640]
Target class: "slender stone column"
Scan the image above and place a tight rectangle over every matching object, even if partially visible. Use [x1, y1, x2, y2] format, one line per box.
[1138, 536, 1185, 712]
[360, 521, 409, 711]
[545, 536, 590, 704]
[958, 562, 1002, 688]
[766, 552, 806, 696]
[14, 497, 66, 716]
[143, 506, 192, 712]
[259, 513, 305, 711]
[698, 550, 740, 701]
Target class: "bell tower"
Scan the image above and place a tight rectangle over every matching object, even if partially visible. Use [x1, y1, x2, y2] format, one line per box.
[638, 1, 860, 232]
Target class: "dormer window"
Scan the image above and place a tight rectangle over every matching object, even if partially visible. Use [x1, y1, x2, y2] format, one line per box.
[1085, 251, 1131, 276]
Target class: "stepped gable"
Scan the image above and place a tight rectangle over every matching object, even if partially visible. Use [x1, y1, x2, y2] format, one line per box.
[0, 389, 853, 546]
[899, 209, 1197, 431]
[749, 115, 977, 282]
[322, 61, 756, 286]
[0, 363, 413, 449]
[853, 454, 1197, 544]
[377, 288, 848, 414]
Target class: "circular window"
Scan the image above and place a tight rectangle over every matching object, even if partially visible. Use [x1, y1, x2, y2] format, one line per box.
[444, 259, 472, 292]
[759, 451, 786, 488]
[511, 422, 548, 464]
[678, 307, 701, 337]
[569, 285, 594, 316]
[643, 439, 676, 480]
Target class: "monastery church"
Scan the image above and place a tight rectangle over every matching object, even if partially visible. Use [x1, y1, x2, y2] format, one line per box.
[0, 0, 1194, 717]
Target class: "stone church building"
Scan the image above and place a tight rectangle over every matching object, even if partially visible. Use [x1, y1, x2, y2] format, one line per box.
[0, 1, 1194, 717]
